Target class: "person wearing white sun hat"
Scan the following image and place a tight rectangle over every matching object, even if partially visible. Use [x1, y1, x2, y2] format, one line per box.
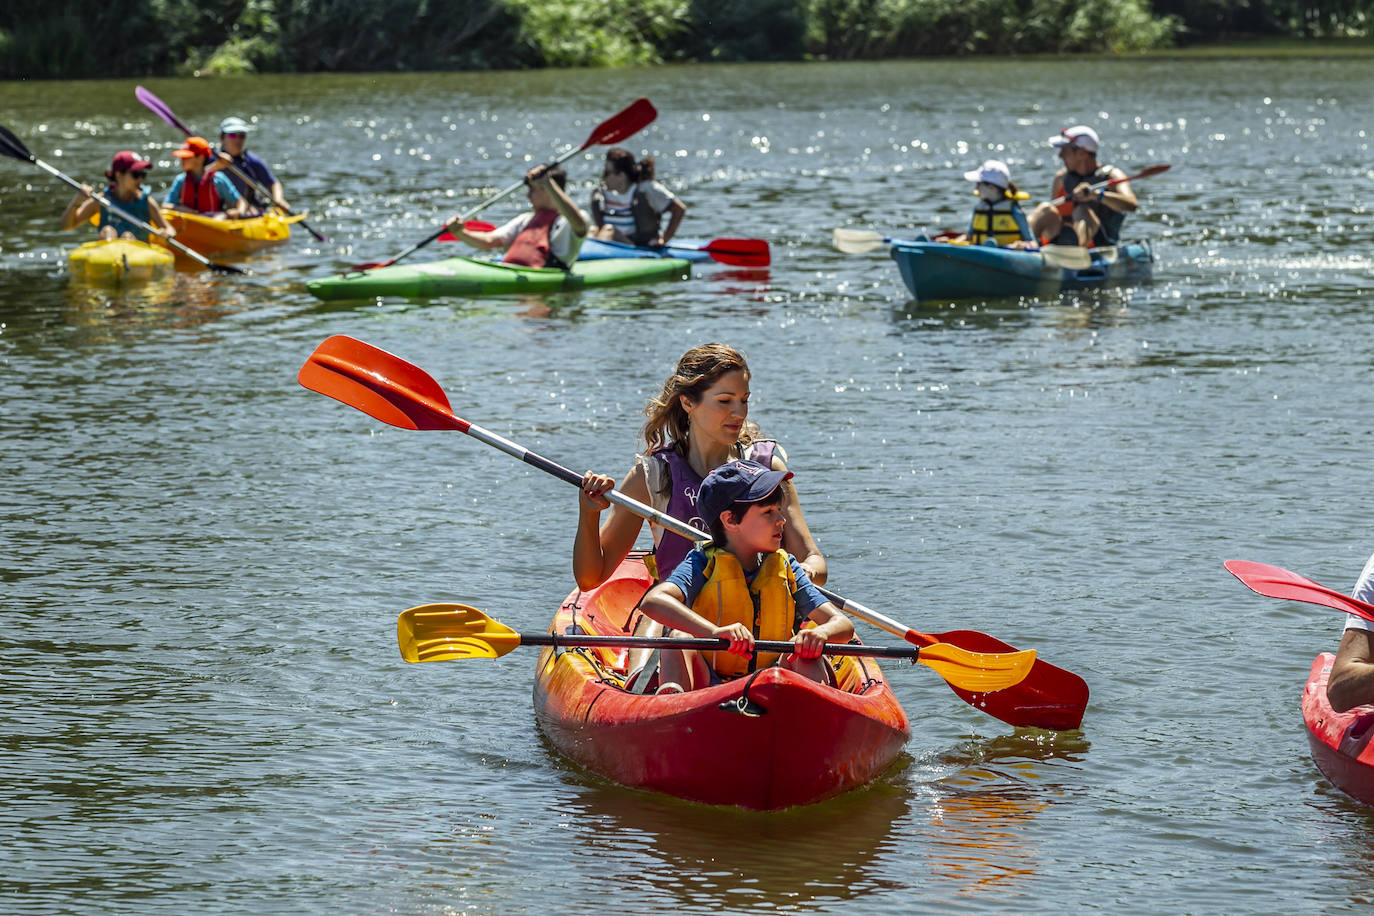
[1028, 125, 1137, 248]
[951, 158, 1033, 247]
[216, 115, 291, 215]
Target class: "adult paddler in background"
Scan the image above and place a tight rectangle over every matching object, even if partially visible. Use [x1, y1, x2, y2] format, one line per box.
[444, 164, 588, 268]
[216, 116, 290, 216]
[163, 136, 249, 219]
[60, 149, 175, 241]
[1027, 125, 1137, 248]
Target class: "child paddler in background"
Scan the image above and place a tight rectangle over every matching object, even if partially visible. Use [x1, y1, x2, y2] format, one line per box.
[59, 150, 175, 242]
[445, 164, 587, 269]
[951, 159, 1034, 248]
[638, 460, 854, 693]
[163, 136, 249, 219]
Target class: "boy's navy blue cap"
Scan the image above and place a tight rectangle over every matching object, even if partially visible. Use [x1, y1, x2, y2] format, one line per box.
[697, 459, 793, 529]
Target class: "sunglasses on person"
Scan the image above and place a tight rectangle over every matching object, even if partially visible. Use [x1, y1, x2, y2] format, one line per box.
[224, 132, 247, 140]
[129, 170, 149, 179]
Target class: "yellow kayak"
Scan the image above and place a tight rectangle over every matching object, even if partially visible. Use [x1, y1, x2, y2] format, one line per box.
[68, 239, 175, 285]
[157, 208, 305, 256]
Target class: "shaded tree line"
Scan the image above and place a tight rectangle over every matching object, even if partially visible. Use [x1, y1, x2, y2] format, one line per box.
[2, 0, 1371, 79]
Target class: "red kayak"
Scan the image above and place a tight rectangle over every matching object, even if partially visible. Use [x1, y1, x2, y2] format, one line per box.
[533, 555, 911, 809]
[1302, 653, 1374, 808]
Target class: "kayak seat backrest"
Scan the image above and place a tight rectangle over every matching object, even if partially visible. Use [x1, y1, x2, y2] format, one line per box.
[1339, 711, 1374, 762]
[584, 577, 652, 634]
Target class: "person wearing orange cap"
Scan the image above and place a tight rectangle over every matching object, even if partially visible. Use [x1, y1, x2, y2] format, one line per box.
[60, 150, 175, 242]
[1027, 125, 1137, 248]
[163, 136, 248, 219]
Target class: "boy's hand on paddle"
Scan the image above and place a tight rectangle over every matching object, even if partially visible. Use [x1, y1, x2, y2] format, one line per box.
[711, 623, 754, 656]
[790, 627, 826, 661]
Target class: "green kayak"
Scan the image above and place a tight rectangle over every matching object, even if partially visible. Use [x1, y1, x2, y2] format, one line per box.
[307, 256, 691, 301]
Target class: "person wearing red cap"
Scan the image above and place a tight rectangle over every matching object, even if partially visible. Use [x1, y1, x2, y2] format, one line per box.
[637, 460, 853, 692]
[1028, 125, 1137, 248]
[60, 150, 175, 242]
[163, 136, 248, 219]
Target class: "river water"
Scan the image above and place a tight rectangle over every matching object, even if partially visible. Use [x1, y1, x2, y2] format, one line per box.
[4, 56, 1374, 913]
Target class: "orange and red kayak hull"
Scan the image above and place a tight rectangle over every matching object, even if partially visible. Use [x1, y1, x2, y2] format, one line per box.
[533, 556, 911, 810]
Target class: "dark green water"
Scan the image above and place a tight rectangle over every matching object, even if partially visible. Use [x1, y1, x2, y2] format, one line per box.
[4, 58, 1374, 913]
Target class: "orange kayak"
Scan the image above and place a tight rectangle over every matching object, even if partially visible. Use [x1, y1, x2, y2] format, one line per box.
[533, 555, 911, 809]
[157, 208, 304, 256]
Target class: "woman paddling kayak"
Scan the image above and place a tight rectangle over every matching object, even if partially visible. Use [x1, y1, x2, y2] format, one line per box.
[589, 147, 686, 250]
[59, 150, 175, 242]
[575, 342, 825, 590]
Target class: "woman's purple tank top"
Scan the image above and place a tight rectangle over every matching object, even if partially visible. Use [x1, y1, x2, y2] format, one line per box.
[651, 440, 777, 577]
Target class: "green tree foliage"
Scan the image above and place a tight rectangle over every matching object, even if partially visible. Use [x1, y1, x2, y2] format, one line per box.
[502, 0, 689, 67]
[17, 0, 1372, 79]
[1150, 0, 1372, 40]
[668, 0, 809, 61]
[806, 0, 1178, 58]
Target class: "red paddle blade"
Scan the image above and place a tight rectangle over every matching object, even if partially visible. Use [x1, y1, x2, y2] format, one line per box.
[580, 98, 656, 150]
[701, 238, 770, 267]
[928, 630, 1088, 730]
[437, 220, 498, 242]
[298, 335, 468, 432]
[348, 259, 394, 271]
[1131, 163, 1171, 180]
[1224, 560, 1374, 622]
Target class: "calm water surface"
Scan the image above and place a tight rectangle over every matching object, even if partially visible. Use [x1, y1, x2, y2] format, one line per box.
[4, 57, 1374, 913]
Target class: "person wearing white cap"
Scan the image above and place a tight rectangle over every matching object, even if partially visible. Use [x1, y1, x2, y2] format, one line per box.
[1027, 125, 1137, 248]
[953, 159, 1033, 247]
[216, 116, 290, 215]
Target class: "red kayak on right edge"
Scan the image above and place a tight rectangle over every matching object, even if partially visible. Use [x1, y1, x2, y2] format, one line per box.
[1302, 653, 1374, 808]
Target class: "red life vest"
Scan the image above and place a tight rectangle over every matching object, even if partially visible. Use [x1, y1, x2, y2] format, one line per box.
[179, 170, 224, 213]
[502, 209, 565, 269]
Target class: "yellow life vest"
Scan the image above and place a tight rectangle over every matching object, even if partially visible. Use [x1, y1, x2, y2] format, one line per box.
[969, 202, 1032, 246]
[692, 547, 798, 677]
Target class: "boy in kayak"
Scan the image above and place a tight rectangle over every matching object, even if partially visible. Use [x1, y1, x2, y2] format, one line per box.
[60, 150, 175, 242]
[163, 136, 249, 219]
[1027, 125, 1137, 248]
[216, 116, 290, 215]
[444, 164, 588, 269]
[639, 460, 853, 693]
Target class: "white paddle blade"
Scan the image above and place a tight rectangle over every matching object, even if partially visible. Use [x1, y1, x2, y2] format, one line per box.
[832, 228, 888, 254]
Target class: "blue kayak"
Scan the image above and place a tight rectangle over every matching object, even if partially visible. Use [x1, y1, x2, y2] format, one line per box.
[889, 239, 1154, 303]
[578, 237, 713, 263]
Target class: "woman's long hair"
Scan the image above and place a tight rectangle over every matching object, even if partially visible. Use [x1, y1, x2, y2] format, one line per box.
[641, 343, 757, 452]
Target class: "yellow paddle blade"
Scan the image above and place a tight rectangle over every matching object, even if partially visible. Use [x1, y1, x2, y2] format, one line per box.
[397, 603, 523, 663]
[918, 642, 1036, 693]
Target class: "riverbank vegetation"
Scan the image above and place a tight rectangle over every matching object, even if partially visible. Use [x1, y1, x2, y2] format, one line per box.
[3, 0, 1373, 78]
